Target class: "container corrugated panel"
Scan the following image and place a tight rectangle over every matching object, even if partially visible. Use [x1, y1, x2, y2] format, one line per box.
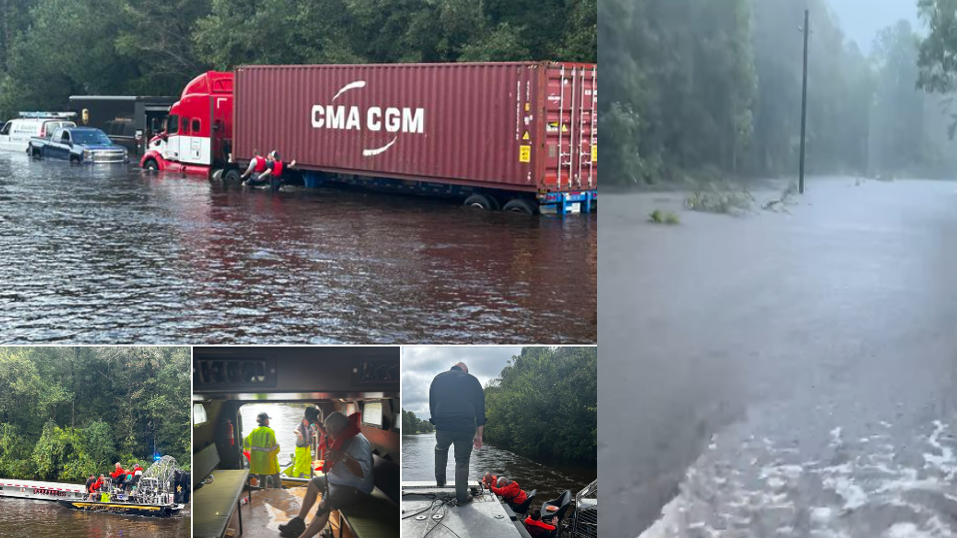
[233, 62, 597, 194]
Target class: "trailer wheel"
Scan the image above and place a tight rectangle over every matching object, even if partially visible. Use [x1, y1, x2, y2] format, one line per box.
[224, 169, 242, 184]
[143, 159, 159, 171]
[463, 194, 500, 211]
[503, 198, 538, 215]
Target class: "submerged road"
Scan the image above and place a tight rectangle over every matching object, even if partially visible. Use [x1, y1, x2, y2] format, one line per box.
[600, 178, 957, 537]
[0, 152, 596, 344]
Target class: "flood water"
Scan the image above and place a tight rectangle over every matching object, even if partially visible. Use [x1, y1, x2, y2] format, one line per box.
[601, 178, 957, 537]
[0, 497, 189, 537]
[239, 403, 312, 475]
[403, 433, 595, 505]
[0, 152, 596, 344]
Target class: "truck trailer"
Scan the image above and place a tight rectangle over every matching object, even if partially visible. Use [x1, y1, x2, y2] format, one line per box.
[140, 62, 597, 214]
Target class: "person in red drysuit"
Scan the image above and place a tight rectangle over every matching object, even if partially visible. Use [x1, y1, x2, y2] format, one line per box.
[524, 509, 558, 538]
[489, 476, 528, 507]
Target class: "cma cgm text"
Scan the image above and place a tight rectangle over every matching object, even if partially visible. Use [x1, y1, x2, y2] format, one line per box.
[310, 105, 425, 134]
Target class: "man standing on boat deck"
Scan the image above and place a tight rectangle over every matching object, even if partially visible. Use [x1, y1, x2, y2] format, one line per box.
[85, 475, 95, 500]
[244, 412, 282, 488]
[429, 361, 486, 506]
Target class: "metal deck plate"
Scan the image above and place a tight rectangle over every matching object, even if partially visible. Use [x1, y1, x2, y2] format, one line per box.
[401, 482, 530, 538]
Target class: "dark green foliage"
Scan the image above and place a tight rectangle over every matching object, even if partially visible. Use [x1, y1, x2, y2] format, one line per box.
[401, 409, 434, 435]
[483, 347, 596, 463]
[605, 0, 957, 185]
[0, 348, 190, 481]
[0, 0, 594, 119]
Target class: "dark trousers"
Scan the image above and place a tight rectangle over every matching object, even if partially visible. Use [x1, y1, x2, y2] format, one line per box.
[435, 430, 473, 503]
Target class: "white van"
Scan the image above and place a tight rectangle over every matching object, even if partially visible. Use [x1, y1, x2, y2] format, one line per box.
[0, 115, 77, 153]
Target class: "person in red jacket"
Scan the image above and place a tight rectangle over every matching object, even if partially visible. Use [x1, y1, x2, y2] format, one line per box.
[88, 474, 105, 500]
[490, 476, 528, 507]
[524, 509, 557, 538]
[482, 472, 497, 489]
[111, 462, 127, 490]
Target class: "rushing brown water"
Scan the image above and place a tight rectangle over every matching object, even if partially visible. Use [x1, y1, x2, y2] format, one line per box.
[0, 497, 189, 537]
[403, 433, 595, 505]
[0, 152, 596, 344]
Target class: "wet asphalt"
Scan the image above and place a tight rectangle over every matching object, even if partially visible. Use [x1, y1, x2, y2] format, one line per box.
[600, 178, 957, 537]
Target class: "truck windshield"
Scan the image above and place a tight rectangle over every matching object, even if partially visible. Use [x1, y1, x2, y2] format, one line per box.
[72, 130, 113, 145]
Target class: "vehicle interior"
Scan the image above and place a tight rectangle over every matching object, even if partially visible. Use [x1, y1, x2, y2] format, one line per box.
[192, 347, 400, 538]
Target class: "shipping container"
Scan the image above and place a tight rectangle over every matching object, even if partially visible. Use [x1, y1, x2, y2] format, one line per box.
[232, 62, 596, 214]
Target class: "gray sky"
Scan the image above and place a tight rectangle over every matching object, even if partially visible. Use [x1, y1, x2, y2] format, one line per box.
[829, 0, 921, 53]
[402, 346, 522, 420]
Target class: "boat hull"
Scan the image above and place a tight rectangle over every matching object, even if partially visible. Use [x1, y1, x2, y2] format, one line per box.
[58, 500, 179, 518]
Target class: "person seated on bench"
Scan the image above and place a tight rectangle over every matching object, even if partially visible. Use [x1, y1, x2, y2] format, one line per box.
[524, 509, 558, 538]
[278, 411, 373, 538]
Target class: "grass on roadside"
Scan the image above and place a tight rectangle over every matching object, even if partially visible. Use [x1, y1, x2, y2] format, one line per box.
[649, 209, 681, 225]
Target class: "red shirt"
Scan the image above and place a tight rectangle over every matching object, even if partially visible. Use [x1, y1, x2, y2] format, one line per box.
[490, 481, 527, 506]
[524, 516, 556, 537]
[90, 478, 103, 492]
[111, 467, 126, 479]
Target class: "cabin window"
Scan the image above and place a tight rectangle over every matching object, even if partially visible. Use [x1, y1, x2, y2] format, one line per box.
[60, 131, 70, 143]
[191, 119, 201, 133]
[0, 122, 10, 135]
[361, 401, 383, 428]
[193, 403, 208, 426]
[168, 115, 179, 135]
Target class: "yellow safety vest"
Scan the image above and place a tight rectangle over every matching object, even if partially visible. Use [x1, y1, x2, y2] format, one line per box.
[243, 426, 280, 475]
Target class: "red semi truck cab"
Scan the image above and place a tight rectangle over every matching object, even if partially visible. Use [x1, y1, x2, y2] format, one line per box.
[140, 71, 233, 175]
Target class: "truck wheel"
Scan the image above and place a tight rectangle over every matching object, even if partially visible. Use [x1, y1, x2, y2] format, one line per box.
[30, 147, 40, 159]
[464, 194, 500, 211]
[69, 155, 80, 164]
[143, 159, 159, 171]
[224, 169, 242, 184]
[503, 198, 538, 215]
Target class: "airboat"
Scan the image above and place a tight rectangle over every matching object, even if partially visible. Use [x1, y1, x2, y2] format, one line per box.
[0, 455, 188, 518]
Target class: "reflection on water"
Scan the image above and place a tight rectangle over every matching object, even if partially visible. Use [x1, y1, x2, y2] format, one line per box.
[240, 403, 312, 473]
[0, 497, 189, 537]
[403, 433, 595, 505]
[0, 152, 596, 344]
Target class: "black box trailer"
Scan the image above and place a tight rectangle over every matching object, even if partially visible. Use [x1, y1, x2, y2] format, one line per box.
[68, 95, 177, 155]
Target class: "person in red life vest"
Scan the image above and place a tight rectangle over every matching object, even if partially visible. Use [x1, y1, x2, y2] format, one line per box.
[111, 462, 128, 490]
[245, 150, 297, 192]
[490, 476, 528, 509]
[524, 509, 558, 538]
[240, 150, 268, 182]
[278, 411, 373, 538]
[482, 472, 497, 489]
[84, 474, 96, 500]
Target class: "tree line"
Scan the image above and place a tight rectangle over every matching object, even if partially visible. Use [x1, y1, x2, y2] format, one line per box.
[483, 347, 597, 463]
[0, 0, 596, 120]
[0, 347, 190, 483]
[602, 0, 957, 185]
[401, 409, 434, 435]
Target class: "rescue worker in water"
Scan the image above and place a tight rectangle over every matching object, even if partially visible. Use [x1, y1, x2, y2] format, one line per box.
[243, 150, 297, 192]
[240, 149, 267, 182]
[244, 412, 282, 489]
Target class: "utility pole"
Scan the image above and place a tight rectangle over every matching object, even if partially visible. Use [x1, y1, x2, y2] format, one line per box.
[799, 9, 810, 194]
